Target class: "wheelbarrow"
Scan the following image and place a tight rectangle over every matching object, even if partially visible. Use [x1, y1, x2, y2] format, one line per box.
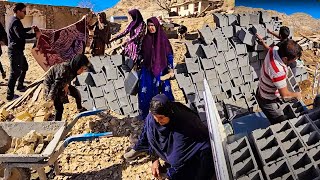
[0, 109, 112, 180]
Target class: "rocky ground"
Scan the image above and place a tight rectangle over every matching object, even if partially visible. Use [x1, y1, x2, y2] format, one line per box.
[0, 4, 319, 180]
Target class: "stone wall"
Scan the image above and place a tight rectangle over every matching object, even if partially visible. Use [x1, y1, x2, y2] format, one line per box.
[0, 2, 90, 30]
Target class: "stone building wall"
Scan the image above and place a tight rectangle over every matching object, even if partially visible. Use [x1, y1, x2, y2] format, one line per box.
[0, 2, 90, 30]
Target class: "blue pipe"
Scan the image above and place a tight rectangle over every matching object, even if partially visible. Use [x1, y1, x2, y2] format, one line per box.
[63, 132, 113, 147]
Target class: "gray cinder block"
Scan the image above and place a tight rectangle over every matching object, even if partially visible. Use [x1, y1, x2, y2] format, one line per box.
[213, 13, 228, 27]
[201, 44, 218, 58]
[260, 11, 272, 23]
[221, 81, 232, 92]
[200, 58, 215, 70]
[190, 72, 205, 83]
[82, 99, 94, 110]
[105, 66, 118, 80]
[238, 55, 250, 67]
[77, 86, 90, 102]
[105, 91, 117, 102]
[109, 100, 120, 111]
[213, 52, 226, 65]
[221, 25, 234, 38]
[216, 63, 228, 75]
[238, 28, 255, 46]
[240, 66, 251, 75]
[235, 44, 247, 55]
[119, 97, 130, 108]
[198, 25, 214, 45]
[249, 13, 260, 25]
[208, 79, 220, 91]
[215, 36, 229, 52]
[116, 88, 127, 99]
[113, 78, 125, 90]
[240, 83, 251, 93]
[226, 14, 238, 26]
[186, 61, 200, 73]
[89, 86, 104, 98]
[89, 56, 104, 72]
[224, 49, 237, 62]
[185, 42, 202, 58]
[227, 59, 238, 71]
[103, 80, 115, 93]
[91, 72, 107, 87]
[110, 54, 123, 66]
[205, 69, 218, 80]
[76, 72, 94, 86]
[243, 74, 253, 83]
[232, 77, 244, 87]
[229, 69, 240, 79]
[94, 97, 108, 109]
[263, 159, 295, 180]
[219, 71, 231, 83]
[238, 14, 250, 27]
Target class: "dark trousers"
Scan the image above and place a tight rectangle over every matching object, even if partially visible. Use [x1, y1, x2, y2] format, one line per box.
[169, 147, 215, 180]
[54, 85, 82, 121]
[7, 50, 28, 96]
[256, 91, 287, 125]
[0, 46, 4, 74]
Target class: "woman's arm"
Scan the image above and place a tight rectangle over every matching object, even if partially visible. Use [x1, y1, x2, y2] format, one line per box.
[112, 24, 131, 41]
[126, 23, 146, 44]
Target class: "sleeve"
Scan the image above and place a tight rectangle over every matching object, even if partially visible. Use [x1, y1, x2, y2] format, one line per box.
[167, 54, 174, 69]
[126, 23, 146, 44]
[113, 24, 131, 40]
[24, 27, 32, 32]
[13, 21, 35, 40]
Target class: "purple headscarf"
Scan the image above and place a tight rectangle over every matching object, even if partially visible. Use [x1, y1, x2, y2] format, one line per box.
[127, 9, 144, 36]
[142, 17, 173, 77]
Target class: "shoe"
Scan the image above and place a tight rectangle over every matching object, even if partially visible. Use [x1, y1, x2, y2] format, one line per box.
[17, 85, 27, 92]
[1, 72, 5, 79]
[123, 149, 147, 162]
[6, 94, 14, 101]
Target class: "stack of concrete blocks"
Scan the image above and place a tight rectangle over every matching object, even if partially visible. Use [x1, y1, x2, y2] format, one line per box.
[298, 37, 318, 51]
[294, 66, 308, 83]
[248, 109, 320, 179]
[226, 137, 264, 180]
[75, 55, 139, 117]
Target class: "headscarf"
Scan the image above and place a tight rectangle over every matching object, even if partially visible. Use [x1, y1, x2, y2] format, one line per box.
[97, 12, 108, 30]
[146, 94, 210, 168]
[142, 17, 173, 77]
[69, 54, 90, 73]
[127, 9, 144, 36]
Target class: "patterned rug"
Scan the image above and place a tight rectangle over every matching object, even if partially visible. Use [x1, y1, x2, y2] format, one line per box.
[32, 17, 88, 71]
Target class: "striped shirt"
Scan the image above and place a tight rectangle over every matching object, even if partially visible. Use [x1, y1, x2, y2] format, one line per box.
[258, 47, 288, 100]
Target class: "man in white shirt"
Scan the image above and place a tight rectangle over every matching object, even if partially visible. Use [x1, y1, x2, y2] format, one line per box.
[256, 39, 302, 124]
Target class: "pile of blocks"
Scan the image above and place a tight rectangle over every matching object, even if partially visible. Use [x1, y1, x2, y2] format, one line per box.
[243, 108, 320, 180]
[75, 55, 139, 117]
[176, 11, 309, 122]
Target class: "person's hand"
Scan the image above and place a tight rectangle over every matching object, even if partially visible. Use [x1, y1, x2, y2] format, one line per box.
[151, 159, 161, 178]
[267, 28, 272, 34]
[256, 34, 263, 42]
[160, 69, 174, 81]
[296, 91, 302, 101]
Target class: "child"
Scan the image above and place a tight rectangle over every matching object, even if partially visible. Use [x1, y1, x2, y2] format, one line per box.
[43, 54, 90, 121]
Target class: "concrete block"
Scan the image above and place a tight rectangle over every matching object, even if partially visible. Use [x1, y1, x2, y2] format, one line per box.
[131, 102, 139, 111]
[201, 44, 218, 58]
[90, 72, 107, 87]
[198, 25, 214, 45]
[260, 11, 271, 23]
[238, 14, 250, 27]
[76, 72, 94, 86]
[250, 81, 259, 93]
[94, 97, 108, 109]
[186, 62, 200, 73]
[113, 78, 125, 90]
[243, 74, 253, 83]
[129, 95, 138, 104]
[226, 14, 238, 26]
[208, 79, 220, 90]
[229, 69, 240, 79]
[240, 83, 251, 93]
[109, 100, 120, 110]
[224, 49, 237, 62]
[121, 105, 133, 115]
[307, 145, 320, 164]
[89, 56, 104, 72]
[190, 72, 204, 83]
[105, 66, 118, 80]
[213, 13, 228, 27]
[240, 66, 251, 75]
[216, 63, 228, 75]
[233, 94, 244, 101]
[205, 69, 218, 80]
[237, 170, 264, 180]
[116, 88, 127, 99]
[249, 13, 260, 25]
[214, 36, 229, 52]
[110, 54, 123, 66]
[221, 82, 232, 92]
[195, 81, 205, 92]
[238, 55, 250, 67]
[184, 84, 196, 96]
[232, 77, 244, 87]
[221, 25, 234, 38]
[227, 139, 259, 178]
[102, 80, 116, 93]
[119, 97, 130, 108]
[200, 58, 215, 70]
[76, 86, 89, 102]
[219, 71, 231, 83]
[288, 153, 320, 179]
[89, 86, 104, 98]
[105, 91, 117, 102]
[213, 52, 226, 65]
[176, 73, 192, 89]
[124, 70, 139, 95]
[185, 42, 202, 58]
[294, 164, 320, 180]
[216, 92, 228, 101]
[278, 130, 306, 156]
[227, 59, 238, 71]
[230, 86, 240, 95]
[82, 99, 94, 110]
[238, 28, 255, 46]
[263, 159, 295, 180]
[235, 44, 247, 55]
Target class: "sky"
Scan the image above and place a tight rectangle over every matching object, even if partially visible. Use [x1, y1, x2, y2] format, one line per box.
[236, 0, 320, 19]
[8, 0, 119, 12]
